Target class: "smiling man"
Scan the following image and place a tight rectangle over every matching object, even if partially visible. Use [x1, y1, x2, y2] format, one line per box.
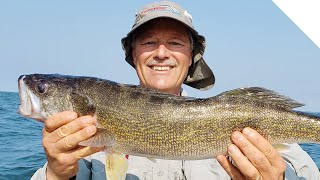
[121, 3, 215, 95]
[32, 1, 319, 180]
[131, 18, 193, 95]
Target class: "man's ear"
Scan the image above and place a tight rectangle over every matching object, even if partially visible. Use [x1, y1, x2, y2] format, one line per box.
[189, 52, 193, 66]
[132, 50, 137, 66]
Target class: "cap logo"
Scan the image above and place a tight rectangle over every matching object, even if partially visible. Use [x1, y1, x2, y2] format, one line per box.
[141, 4, 181, 15]
[135, 4, 181, 24]
[134, 4, 194, 26]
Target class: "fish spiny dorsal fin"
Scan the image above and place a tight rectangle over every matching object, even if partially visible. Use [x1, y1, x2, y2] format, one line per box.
[216, 87, 304, 110]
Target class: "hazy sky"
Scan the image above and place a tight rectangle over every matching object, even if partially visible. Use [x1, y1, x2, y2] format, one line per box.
[1, 1, 319, 111]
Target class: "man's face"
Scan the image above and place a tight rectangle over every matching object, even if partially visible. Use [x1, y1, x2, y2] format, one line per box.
[132, 18, 193, 95]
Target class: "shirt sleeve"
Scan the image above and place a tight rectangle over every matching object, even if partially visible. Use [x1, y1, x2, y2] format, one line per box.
[30, 162, 48, 180]
[281, 143, 320, 180]
[30, 156, 94, 180]
[75, 156, 93, 180]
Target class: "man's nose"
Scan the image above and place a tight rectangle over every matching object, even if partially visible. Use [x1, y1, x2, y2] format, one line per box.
[154, 44, 170, 59]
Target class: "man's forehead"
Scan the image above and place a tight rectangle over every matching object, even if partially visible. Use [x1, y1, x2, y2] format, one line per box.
[137, 30, 187, 39]
[144, 18, 188, 28]
[135, 19, 190, 38]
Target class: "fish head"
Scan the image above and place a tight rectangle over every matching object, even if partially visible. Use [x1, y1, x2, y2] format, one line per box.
[18, 74, 74, 122]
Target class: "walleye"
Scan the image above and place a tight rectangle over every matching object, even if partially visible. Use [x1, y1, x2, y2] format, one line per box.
[18, 74, 320, 179]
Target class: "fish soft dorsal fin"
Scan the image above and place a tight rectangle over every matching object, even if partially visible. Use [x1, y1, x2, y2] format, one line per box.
[70, 91, 96, 116]
[216, 87, 304, 110]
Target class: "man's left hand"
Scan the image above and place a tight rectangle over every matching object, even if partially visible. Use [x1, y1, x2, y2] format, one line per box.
[217, 127, 286, 180]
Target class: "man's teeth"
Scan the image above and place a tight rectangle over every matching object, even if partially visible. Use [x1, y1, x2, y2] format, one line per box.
[151, 66, 172, 71]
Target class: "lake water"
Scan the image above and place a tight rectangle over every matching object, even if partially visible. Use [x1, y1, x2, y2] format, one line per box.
[0, 91, 319, 179]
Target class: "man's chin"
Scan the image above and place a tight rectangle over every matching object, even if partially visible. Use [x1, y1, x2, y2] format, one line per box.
[145, 82, 180, 95]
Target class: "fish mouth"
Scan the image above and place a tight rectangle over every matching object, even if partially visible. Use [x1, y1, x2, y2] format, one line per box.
[18, 75, 45, 122]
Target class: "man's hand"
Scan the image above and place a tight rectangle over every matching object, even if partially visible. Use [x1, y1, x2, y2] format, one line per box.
[217, 127, 286, 180]
[42, 111, 104, 180]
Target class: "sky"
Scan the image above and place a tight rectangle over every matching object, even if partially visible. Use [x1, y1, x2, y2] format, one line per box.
[0, 1, 319, 112]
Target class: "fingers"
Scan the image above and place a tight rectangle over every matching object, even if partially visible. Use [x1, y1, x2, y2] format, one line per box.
[226, 144, 261, 180]
[242, 127, 286, 170]
[73, 146, 105, 159]
[47, 115, 95, 143]
[42, 112, 98, 155]
[217, 155, 245, 180]
[56, 125, 97, 151]
[43, 115, 97, 153]
[221, 128, 286, 179]
[231, 131, 272, 172]
[44, 111, 78, 133]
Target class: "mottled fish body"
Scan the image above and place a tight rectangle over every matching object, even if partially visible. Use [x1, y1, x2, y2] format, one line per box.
[18, 74, 320, 160]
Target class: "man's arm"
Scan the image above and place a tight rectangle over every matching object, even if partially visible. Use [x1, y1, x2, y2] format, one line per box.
[281, 143, 320, 180]
[31, 162, 48, 180]
[31, 157, 94, 180]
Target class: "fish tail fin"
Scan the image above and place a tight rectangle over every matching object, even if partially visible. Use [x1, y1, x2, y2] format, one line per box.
[105, 153, 128, 180]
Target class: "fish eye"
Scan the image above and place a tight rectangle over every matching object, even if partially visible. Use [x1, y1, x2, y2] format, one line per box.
[36, 82, 48, 94]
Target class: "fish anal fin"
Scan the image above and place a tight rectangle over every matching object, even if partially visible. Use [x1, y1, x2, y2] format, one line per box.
[106, 153, 128, 180]
[147, 157, 157, 163]
[215, 87, 304, 110]
[70, 91, 96, 116]
[79, 128, 115, 147]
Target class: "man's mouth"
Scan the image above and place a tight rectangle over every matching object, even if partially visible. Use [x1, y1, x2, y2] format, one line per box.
[150, 66, 174, 71]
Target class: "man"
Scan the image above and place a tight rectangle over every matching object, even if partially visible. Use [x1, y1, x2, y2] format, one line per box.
[32, 1, 319, 179]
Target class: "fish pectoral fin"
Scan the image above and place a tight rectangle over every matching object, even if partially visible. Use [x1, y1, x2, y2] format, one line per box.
[106, 153, 128, 180]
[79, 128, 115, 147]
[70, 91, 96, 116]
[272, 144, 290, 152]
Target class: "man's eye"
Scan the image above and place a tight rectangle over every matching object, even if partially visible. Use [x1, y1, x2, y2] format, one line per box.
[170, 42, 183, 46]
[142, 41, 156, 45]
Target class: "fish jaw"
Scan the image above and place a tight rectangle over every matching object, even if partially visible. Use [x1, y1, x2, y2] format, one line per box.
[18, 75, 46, 122]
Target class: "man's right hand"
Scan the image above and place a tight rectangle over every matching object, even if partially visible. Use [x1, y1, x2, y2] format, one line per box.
[42, 111, 104, 180]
